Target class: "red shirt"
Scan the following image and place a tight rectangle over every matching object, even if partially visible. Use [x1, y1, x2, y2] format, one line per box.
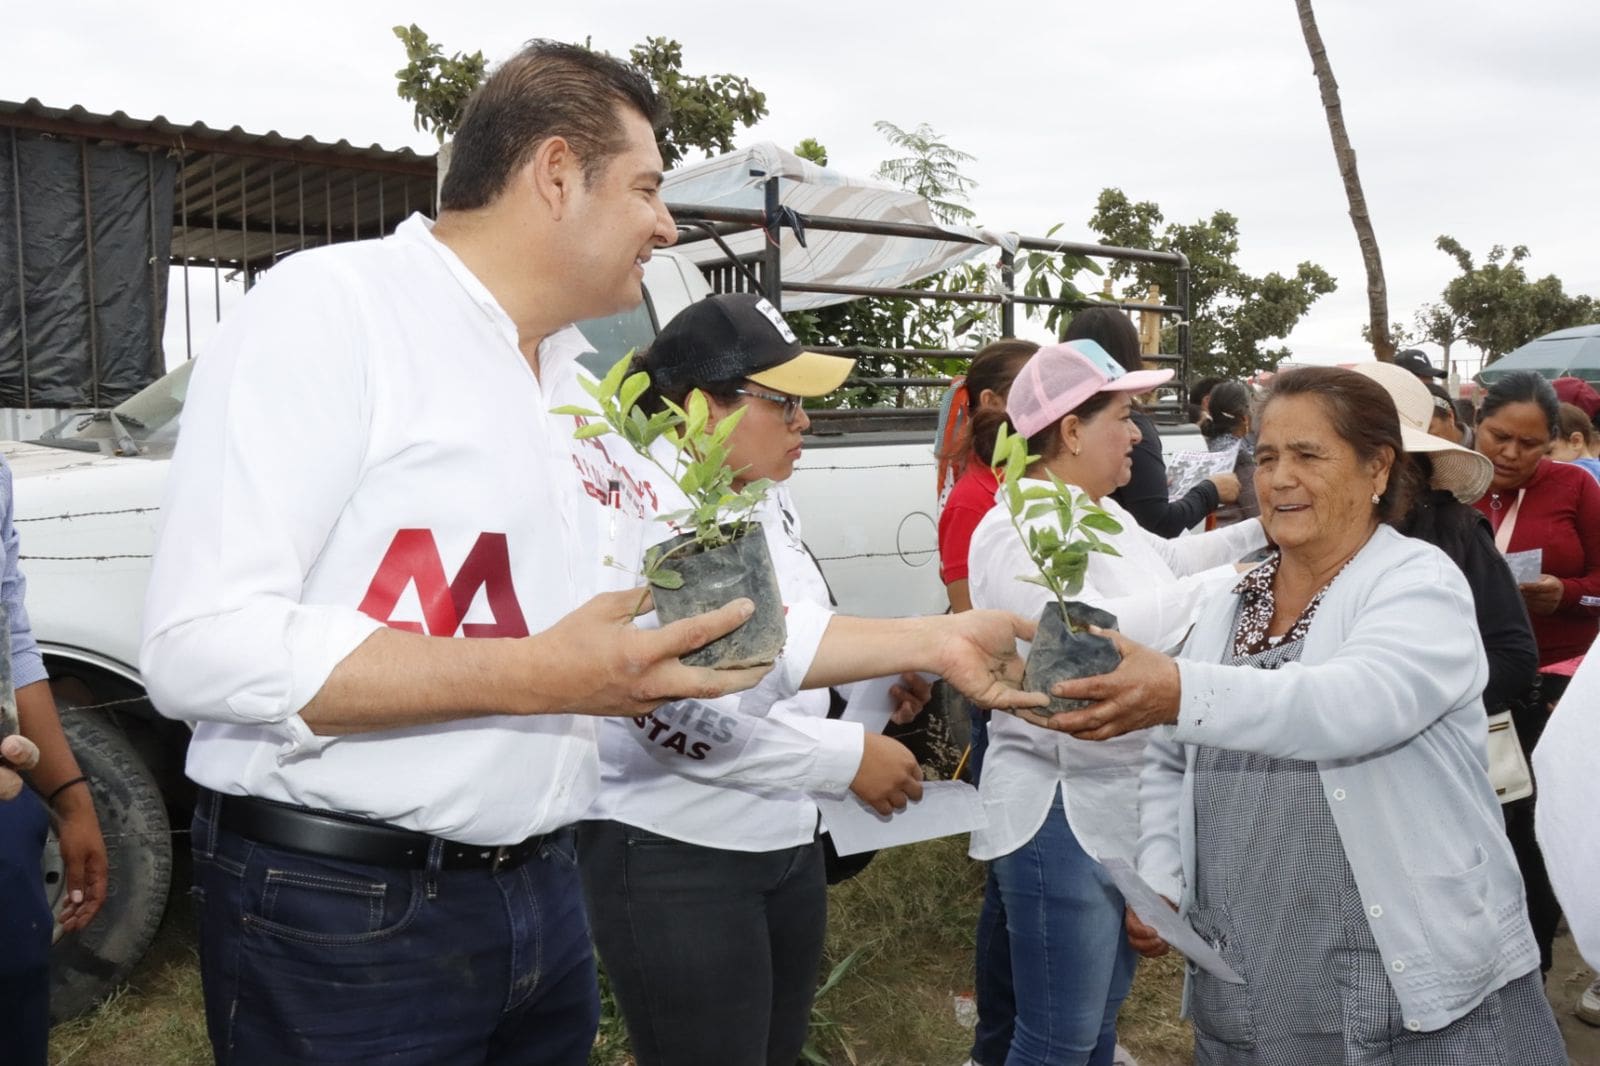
[938, 463, 1000, 585]
[1475, 458, 1600, 666]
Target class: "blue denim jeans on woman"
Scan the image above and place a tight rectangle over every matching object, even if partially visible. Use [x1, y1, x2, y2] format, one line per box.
[190, 791, 598, 1066]
[990, 786, 1136, 1066]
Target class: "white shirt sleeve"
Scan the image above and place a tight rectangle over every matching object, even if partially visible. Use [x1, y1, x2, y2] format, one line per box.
[1143, 515, 1267, 577]
[633, 690, 864, 797]
[139, 256, 384, 757]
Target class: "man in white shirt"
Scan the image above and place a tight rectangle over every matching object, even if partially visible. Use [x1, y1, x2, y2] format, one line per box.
[141, 42, 779, 1066]
[144, 39, 1047, 1066]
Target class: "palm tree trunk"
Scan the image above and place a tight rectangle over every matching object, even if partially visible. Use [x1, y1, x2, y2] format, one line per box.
[1295, 0, 1393, 361]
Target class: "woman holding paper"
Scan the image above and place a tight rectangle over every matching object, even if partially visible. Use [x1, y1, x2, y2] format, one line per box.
[964, 340, 1266, 1066]
[1471, 369, 1600, 975]
[1199, 380, 1259, 527]
[575, 294, 936, 1066]
[1049, 367, 1564, 1065]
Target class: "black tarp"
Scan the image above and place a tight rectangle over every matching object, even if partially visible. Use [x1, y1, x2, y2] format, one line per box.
[0, 133, 174, 408]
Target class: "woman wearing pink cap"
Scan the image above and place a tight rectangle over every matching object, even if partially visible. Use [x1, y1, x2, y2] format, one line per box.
[963, 341, 1267, 1066]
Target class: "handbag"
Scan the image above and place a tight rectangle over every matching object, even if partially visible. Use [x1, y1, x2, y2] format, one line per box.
[1485, 710, 1533, 804]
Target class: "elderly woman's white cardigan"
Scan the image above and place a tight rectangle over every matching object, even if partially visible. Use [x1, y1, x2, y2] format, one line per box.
[1138, 524, 1540, 1033]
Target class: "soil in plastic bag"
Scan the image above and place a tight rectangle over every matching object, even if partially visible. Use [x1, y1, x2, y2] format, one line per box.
[1022, 600, 1122, 716]
[650, 525, 786, 669]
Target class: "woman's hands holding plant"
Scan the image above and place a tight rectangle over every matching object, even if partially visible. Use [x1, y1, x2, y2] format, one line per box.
[1045, 628, 1182, 739]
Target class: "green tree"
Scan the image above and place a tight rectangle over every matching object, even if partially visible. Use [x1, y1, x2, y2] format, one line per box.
[625, 37, 767, 168]
[392, 29, 767, 167]
[871, 121, 977, 224]
[1430, 237, 1600, 363]
[1088, 188, 1336, 379]
[392, 24, 486, 143]
[793, 138, 828, 166]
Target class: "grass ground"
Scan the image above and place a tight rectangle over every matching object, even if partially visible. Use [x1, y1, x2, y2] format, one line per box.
[48, 836, 1596, 1066]
[46, 837, 1193, 1066]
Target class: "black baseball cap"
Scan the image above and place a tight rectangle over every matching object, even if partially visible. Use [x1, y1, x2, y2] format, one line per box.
[647, 293, 855, 397]
[1394, 349, 1447, 379]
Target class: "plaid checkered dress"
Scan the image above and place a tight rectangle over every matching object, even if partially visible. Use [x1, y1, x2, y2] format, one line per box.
[1186, 557, 1565, 1066]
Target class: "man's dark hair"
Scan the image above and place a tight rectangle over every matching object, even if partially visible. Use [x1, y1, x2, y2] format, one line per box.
[439, 40, 666, 211]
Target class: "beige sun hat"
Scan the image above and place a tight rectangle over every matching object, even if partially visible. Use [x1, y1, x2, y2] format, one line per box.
[1352, 361, 1492, 504]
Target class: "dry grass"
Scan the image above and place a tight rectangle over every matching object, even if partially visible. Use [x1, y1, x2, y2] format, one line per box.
[48, 838, 1193, 1066]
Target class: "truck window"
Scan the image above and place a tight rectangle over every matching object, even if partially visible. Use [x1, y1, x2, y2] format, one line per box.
[574, 296, 657, 378]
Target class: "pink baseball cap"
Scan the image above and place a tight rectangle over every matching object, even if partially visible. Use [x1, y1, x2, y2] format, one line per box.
[1006, 340, 1174, 438]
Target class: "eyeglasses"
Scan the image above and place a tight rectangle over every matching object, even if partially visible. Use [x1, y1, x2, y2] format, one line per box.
[732, 386, 804, 425]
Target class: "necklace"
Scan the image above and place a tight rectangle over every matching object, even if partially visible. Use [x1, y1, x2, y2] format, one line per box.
[1490, 493, 1503, 511]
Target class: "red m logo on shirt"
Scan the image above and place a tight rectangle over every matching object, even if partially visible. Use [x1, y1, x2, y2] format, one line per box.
[356, 530, 529, 638]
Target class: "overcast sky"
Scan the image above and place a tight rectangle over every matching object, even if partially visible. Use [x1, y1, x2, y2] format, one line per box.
[6, 0, 1598, 377]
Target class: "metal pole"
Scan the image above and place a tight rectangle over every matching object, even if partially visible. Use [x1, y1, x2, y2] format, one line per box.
[80, 141, 102, 408]
[209, 156, 220, 321]
[147, 151, 160, 374]
[999, 249, 1016, 338]
[761, 174, 781, 309]
[179, 147, 191, 359]
[1175, 263, 1192, 388]
[238, 161, 250, 291]
[9, 131, 31, 406]
[268, 167, 277, 273]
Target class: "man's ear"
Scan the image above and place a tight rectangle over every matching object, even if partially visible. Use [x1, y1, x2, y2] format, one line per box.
[526, 136, 578, 220]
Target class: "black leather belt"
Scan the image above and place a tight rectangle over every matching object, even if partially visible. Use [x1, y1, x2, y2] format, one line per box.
[212, 791, 551, 872]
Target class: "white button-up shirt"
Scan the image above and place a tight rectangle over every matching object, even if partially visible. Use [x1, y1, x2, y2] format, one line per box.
[141, 215, 615, 845]
[965, 482, 1265, 862]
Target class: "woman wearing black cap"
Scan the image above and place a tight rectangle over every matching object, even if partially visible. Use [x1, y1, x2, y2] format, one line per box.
[576, 293, 946, 1066]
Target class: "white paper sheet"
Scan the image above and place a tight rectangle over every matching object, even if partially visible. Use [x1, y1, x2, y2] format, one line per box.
[1534, 653, 1600, 969]
[817, 780, 987, 856]
[1166, 445, 1238, 503]
[838, 672, 939, 734]
[1100, 857, 1245, 984]
[1503, 548, 1544, 585]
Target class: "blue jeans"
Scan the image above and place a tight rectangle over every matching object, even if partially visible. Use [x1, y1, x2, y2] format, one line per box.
[190, 792, 598, 1066]
[577, 820, 827, 1066]
[971, 863, 1016, 1066]
[0, 789, 51, 1066]
[991, 787, 1136, 1066]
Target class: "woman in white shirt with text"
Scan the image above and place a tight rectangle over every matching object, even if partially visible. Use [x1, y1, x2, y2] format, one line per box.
[964, 341, 1266, 1066]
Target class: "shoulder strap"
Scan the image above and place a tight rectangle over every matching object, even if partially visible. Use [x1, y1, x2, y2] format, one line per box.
[1493, 490, 1525, 553]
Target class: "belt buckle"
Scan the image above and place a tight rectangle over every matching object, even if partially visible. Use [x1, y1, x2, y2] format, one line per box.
[490, 845, 514, 871]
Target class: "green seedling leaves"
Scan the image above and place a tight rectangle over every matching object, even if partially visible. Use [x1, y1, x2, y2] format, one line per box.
[992, 430, 1126, 630]
[560, 354, 777, 587]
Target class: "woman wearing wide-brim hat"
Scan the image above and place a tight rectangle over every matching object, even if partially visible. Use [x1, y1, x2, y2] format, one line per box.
[1352, 362, 1539, 717]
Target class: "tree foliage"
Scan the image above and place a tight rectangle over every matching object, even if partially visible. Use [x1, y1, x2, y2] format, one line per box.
[1087, 188, 1336, 379]
[392, 24, 487, 143]
[872, 121, 977, 224]
[793, 138, 829, 166]
[392, 29, 767, 167]
[626, 37, 768, 168]
[1430, 237, 1600, 363]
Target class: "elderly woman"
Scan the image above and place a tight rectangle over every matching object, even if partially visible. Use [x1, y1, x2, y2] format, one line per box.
[1052, 367, 1564, 1065]
[965, 340, 1266, 1066]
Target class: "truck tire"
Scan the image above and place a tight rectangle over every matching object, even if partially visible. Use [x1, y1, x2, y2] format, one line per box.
[45, 710, 173, 1021]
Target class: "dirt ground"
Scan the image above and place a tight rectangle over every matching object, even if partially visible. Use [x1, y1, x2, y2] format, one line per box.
[1551, 928, 1600, 1066]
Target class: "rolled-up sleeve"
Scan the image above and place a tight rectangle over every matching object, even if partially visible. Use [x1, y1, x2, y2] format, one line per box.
[139, 256, 383, 755]
[1, 459, 47, 690]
